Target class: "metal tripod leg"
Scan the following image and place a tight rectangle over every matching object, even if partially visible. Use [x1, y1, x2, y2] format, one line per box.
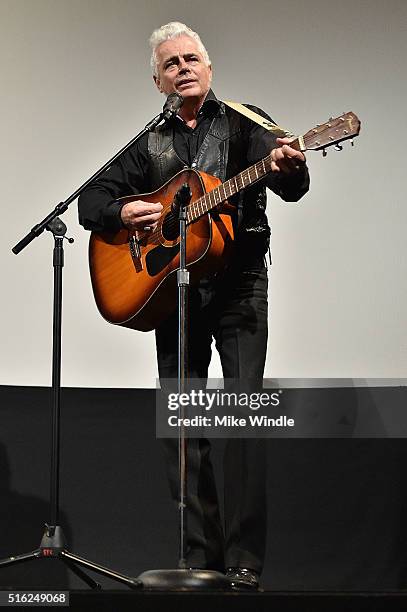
[60, 557, 101, 590]
[0, 550, 41, 568]
[60, 551, 140, 588]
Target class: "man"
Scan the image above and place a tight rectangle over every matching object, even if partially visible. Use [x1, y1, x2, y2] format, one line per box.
[78, 22, 309, 589]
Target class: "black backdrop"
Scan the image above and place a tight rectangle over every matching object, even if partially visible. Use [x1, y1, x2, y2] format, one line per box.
[1, 385, 407, 590]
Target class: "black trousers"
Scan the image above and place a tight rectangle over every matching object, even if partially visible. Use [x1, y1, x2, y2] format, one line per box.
[155, 256, 268, 573]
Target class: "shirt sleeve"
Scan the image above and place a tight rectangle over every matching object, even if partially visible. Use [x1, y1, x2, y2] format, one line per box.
[78, 132, 150, 232]
[244, 105, 310, 202]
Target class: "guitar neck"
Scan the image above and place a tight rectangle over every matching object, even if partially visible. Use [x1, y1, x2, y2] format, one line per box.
[187, 138, 301, 224]
[185, 110, 361, 224]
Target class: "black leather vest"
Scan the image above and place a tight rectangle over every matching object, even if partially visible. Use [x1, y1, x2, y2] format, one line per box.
[147, 103, 270, 256]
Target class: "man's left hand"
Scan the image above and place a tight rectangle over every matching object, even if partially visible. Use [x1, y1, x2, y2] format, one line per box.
[271, 137, 306, 174]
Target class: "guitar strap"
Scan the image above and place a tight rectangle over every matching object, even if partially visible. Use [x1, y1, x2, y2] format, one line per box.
[222, 100, 291, 263]
[222, 100, 294, 138]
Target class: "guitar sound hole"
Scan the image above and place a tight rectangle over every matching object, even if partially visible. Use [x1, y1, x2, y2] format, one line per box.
[161, 211, 180, 241]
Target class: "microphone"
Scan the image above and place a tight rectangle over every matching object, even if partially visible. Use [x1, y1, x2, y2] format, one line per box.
[162, 92, 184, 120]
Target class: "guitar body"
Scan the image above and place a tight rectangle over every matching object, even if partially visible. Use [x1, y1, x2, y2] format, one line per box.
[89, 169, 235, 331]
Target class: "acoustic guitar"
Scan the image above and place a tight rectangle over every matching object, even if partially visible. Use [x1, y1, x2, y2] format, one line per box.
[89, 112, 360, 331]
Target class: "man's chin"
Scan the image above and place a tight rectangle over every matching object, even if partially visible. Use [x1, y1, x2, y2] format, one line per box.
[176, 86, 208, 102]
[177, 87, 199, 97]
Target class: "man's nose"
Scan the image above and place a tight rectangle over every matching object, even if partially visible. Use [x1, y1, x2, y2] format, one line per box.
[178, 58, 190, 74]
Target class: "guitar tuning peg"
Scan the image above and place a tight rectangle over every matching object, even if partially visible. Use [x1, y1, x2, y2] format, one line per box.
[329, 116, 334, 121]
[322, 148, 327, 157]
[334, 144, 343, 151]
[350, 139, 354, 146]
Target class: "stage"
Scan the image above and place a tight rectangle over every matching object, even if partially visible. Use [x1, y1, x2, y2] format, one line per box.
[1, 385, 407, 600]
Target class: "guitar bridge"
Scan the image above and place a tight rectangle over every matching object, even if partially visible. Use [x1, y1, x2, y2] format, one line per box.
[129, 234, 143, 272]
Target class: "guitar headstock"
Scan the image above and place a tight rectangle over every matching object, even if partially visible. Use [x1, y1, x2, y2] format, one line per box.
[302, 112, 361, 154]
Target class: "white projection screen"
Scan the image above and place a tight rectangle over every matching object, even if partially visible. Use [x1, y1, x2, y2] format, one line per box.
[1, 0, 406, 388]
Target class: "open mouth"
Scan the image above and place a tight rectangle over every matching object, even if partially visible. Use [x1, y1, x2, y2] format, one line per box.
[177, 80, 196, 88]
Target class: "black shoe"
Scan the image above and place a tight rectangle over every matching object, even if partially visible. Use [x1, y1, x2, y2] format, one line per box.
[226, 567, 259, 590]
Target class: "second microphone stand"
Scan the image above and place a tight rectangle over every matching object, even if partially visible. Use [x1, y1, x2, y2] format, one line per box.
[0, 217, 139, 589]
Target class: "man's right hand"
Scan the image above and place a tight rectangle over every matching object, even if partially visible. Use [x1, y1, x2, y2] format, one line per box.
[120, 200, 163, 231]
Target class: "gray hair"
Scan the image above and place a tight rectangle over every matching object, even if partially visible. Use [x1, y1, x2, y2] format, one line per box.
[149, 22, 211, 77]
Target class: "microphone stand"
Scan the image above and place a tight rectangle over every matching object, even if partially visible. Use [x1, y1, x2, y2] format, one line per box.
[176, 184, 191, 570]
[137, 185, 230, 590]
[1, 98, 181, 590]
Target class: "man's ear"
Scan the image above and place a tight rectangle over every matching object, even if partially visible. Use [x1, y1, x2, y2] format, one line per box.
[153, 75, 163, 93]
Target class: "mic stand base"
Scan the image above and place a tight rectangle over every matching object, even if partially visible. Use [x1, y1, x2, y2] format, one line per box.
[137, 568, 231, 591]
[0, 525, 141, 590]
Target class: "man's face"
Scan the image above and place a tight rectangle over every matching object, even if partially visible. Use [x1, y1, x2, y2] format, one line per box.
[153, 35, 212, 102]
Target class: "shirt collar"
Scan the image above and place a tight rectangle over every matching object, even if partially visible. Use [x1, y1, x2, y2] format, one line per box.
[173, 89, 221, 125]
[198, 89, 221, 116]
